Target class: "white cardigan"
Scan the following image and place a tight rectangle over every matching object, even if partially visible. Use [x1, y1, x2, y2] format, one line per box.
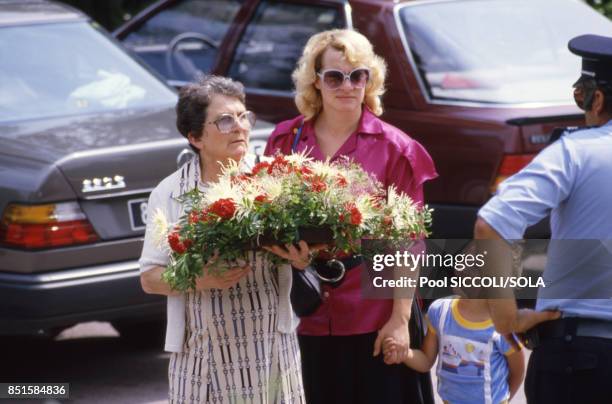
[138, 155, 298, 352]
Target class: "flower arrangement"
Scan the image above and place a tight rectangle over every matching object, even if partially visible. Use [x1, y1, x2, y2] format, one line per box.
[153, 152, 432, 291]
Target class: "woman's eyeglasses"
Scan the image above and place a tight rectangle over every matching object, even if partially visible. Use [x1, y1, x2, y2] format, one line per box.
[207, 110, 256, 134]
[317, 68, 370, 90]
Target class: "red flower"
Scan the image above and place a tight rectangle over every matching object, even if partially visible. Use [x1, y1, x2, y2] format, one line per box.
[252, 161, 271, 176]
[182, 239, 193, 249]
[266, 155, 294, 175]
[349, 205, 362, 226]
[231, 173, 250, 184]
[311, 179, 327, 193]
[168, 231, 187, 254]
[188, 211, 199, 224]
[336, 175, 348, 187]
[383, 216, 393, 227]
[272, 155, 288, 166]
[254, 194, 270, 204]
[372, 195, 386, 209]
[208, 198, 236, 219]
[168, 231, 180, 247]
[338, 203, 361, 225]
[300, 166, 313, 176]
[200, 208, 212, 223]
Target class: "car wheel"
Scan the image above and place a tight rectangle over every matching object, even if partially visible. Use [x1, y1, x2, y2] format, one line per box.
[0, 327, 64, 355]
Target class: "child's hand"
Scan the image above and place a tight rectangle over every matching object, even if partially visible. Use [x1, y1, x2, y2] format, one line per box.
[383, 337, 409, 362]
[382, 337, 397, 356]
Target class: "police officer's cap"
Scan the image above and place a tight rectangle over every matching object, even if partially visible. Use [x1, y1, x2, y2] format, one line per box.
[568, 34, 612, 84]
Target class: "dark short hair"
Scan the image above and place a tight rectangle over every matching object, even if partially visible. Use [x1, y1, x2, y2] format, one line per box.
[176, 75, 246, 153]
[600, 82, 612, 115]
[577, 77, 612, 114]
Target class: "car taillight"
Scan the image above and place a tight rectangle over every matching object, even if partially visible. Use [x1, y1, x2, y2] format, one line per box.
[490, 154, 535, 194]
[0, 202, 99, 249]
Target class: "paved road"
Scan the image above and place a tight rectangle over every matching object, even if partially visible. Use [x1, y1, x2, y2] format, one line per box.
[0, 322, 169, 404]
[0, 322, 528, 404]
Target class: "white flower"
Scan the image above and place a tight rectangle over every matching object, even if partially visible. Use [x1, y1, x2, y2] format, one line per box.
[284, 149, 313, 166]
[204, 177, 242, 205]
[309, 159, 342, 179]
[151, 208, 170, 251]
[355, 195, 377, 228]
[257, 176, 284, 201]
[385, 186, 412, 229]
[382, 186, 429, 235]
[219, 158, 242, 178]
[232, 175, 285, 218]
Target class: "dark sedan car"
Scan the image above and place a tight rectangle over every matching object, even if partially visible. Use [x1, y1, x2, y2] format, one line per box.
[0, 0, 272, 339]
[115, 0, 612, 238]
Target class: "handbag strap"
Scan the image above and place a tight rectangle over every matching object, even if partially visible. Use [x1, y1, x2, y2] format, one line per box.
[291, 121, 305, 153]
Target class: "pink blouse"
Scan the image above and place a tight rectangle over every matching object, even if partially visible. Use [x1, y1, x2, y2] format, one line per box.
[264, 108, 438, 336]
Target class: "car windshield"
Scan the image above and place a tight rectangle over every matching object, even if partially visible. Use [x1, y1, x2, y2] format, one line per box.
[397, 0, 612, 104]
[0, 21, 176, 122]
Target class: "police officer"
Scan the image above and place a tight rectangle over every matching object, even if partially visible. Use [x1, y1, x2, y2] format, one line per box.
[474, 34, 612, 404]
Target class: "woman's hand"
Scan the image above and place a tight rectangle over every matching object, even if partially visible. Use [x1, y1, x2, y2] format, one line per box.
[195, 262, 251, 290]
[374, 313, 410, 365]
[263, 241, 327, 270]
[382, 337, 408, 362]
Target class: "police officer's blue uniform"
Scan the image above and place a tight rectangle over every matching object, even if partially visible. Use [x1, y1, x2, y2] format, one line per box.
[480, 121, 612, 318]
[478, 34, 612, 404]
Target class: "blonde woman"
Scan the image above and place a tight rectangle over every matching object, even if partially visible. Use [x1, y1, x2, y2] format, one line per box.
[264, 30, 438, 404]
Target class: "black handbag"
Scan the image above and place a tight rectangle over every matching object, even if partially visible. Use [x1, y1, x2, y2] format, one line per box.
[290, 266, 322, 317]
[286, 122, 324, 317]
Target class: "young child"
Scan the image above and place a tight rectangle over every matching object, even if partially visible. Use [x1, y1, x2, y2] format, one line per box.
[384, 297, 525, 404]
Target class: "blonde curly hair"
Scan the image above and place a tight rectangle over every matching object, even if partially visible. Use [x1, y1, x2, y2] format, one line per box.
[292, 29, 387, 121]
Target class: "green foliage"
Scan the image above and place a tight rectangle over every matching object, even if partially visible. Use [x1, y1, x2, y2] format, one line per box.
[586, 0, 612, 19]
[157, 154, 433, 292]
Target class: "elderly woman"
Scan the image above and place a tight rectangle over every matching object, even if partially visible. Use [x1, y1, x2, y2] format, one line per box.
[139, 76, 306, 404]
[264, 30, 438, 404]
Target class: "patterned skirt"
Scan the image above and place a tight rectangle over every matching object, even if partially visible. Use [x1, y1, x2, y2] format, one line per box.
[168, 253, 305, 404]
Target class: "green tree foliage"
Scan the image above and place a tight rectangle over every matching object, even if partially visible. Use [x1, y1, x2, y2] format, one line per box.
[56, 0, 156, 31]
[586, 0, 612, 19]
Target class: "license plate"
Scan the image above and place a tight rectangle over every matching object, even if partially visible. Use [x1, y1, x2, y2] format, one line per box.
[127, 198, 148, 231]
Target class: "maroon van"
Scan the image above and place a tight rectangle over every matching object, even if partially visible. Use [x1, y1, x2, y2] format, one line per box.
[115, 0, 612, 237]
